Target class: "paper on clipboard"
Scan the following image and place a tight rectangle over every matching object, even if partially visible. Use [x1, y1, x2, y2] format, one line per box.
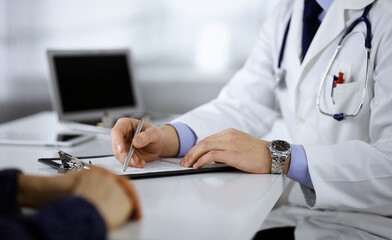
[93, 156, 225, 175]
[39, 155, 236, 179]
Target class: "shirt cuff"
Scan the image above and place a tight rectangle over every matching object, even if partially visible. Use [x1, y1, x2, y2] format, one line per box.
[287, 144, 314, 189]
[169, 122, 197, 157]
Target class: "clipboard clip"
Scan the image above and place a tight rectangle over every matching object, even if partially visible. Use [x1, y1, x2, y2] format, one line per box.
[56, 149, 92, 173]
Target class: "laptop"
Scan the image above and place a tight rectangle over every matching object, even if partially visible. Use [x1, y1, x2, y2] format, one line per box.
[47, 49, 144, 133]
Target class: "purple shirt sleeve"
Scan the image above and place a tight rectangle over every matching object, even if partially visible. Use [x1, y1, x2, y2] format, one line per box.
[169, 122, 197, 157]
[287, 144, 314, 189]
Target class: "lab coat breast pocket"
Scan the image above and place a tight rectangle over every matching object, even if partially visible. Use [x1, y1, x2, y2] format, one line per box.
[332, 80, 364, 114]
[329, 31, 369, 115]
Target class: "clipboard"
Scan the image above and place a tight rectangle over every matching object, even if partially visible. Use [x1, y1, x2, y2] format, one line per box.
[38, 155, 237, 180]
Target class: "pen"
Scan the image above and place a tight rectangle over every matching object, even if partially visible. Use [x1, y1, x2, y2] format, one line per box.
[123, 116, 145, 172]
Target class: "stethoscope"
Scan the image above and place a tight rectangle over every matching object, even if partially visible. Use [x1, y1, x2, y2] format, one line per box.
[276, 3, 373, 121]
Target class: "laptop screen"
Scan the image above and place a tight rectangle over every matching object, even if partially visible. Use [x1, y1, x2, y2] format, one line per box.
[48, 49, 143, 125]
[53, 54, 136, 113]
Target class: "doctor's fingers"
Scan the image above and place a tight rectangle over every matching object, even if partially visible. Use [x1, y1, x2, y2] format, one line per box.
[111, 119, 155, 163]
[131, 126, 163, 149]
[192, 150, 233, 169]
[127, 127, 167, 167]
[188, 147, 259, 172]
[181, 129, 245, 166]
[126, 154, 146, 168]
[111, 118, 139, 156]
[193, 148, 270, 173]
[181, 136, 230, 168]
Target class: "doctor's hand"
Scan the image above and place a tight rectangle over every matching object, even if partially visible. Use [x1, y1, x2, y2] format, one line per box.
[111, 118, 180, 168]
[180, 128, 272, 174]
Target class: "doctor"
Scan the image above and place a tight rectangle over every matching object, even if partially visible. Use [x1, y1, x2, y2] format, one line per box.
[112, 0, 392, 238]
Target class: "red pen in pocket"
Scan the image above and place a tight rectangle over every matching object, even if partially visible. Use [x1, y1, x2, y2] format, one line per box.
[331, 72, 345, 103]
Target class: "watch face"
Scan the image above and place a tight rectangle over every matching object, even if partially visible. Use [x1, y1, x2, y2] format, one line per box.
[272, 140, 290, 151]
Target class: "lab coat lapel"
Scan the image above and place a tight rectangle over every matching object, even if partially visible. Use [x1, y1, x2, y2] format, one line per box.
[300, 0, 375, 69]
[300, 1, 345, 69]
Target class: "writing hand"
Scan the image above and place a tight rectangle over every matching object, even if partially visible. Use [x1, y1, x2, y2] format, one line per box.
[111, 118, 181, 168]
[111, 118, 166, 168]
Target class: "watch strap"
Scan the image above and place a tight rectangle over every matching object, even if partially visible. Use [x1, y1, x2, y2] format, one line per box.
[271, 154, 286, 174]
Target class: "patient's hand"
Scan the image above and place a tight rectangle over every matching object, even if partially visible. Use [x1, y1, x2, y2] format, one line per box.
[17, 167, 142, 229]
[73, 167, 141, 229]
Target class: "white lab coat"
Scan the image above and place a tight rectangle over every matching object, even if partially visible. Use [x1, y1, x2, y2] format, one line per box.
[175, 0, 392, 238]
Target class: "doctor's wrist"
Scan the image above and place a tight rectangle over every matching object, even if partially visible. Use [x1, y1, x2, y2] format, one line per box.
[159, 125, 180, 157]
[283, 155, 291, 175]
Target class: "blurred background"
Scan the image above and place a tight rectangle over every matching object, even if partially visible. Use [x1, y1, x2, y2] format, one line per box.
[0, 0, 278, 123]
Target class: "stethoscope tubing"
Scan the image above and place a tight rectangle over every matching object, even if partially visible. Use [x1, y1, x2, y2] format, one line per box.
[316, 34, 370, 121]
[276, 3, 373, 121]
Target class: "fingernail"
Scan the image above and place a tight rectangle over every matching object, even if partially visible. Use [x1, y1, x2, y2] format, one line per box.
[193, 163, 198, 169]
[136, 137, 143, 145]
[117, 144, 121, 152]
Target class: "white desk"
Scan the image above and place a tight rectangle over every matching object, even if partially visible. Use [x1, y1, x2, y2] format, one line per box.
[0, 112, 291, 240]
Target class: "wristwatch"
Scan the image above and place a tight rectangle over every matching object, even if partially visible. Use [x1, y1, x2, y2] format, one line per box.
[268, 140, 291, 174]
